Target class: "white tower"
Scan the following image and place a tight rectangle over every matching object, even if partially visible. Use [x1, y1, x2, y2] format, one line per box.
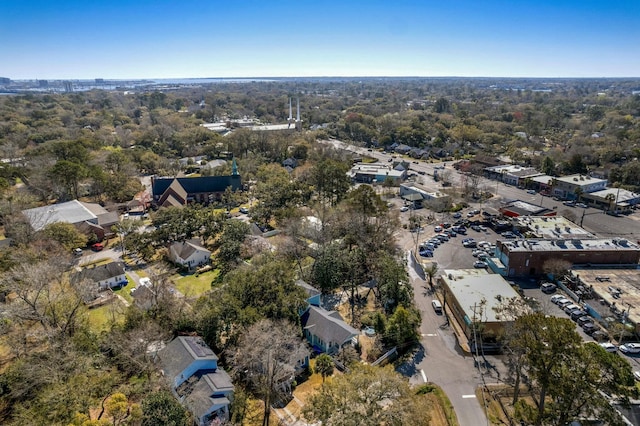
[295, 97, 302, 131]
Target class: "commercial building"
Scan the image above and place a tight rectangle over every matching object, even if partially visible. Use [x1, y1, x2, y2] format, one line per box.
[551, 174, 608, 200]
[512, 216, 595, 240]
[484, 165, 543, 187]
[438, 269, 528, 349]
[399, 183, 449, 209]
[582, 188, 640, 213]
[496, 238, 640, 277]
[498, 200, 556, 218]
[348, 163, 406, 185]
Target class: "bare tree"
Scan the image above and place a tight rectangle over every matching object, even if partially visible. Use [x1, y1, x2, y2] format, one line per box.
[227, 319, 309, 426]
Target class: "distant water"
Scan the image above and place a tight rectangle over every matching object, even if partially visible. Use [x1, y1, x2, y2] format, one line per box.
[150, 78, 277, 84]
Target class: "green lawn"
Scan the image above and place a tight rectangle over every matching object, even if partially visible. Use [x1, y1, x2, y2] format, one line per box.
[113, 275, 136, 303]
[173, 269, 220, 297]
[87, 301, 125, 332]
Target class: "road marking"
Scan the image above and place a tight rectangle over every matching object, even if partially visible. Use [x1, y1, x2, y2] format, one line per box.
[420, 369, 427, 382]
[462, 394, 476, 399]
[425, 333, 438, 337]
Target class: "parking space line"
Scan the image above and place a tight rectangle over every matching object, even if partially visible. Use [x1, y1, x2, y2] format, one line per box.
[420, 369, 427, 382]
[462, 394, 476, 399]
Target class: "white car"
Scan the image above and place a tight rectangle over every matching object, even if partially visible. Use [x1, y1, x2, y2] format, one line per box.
[599, 342, 618, 353]
[473, 260, 488, 269]
[620, 343, 640, 354]
[634, 371, 640, 381]
[400, 206, 409, 212]
[434, 225, 443, 232]
[550, 294, 565, 303]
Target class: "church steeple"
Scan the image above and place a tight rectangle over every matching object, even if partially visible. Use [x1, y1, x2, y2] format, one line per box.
[231, 157, 239, 176]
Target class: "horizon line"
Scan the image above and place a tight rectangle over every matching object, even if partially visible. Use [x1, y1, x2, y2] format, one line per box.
[5, 75, 640, 81]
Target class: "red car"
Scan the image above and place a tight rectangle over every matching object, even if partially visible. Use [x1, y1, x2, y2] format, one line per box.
[91, 243, 104, 251]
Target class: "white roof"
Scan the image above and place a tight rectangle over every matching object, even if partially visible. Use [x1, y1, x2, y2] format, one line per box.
[513, 216, 594, 239]
[553, 174, 607, 187]
[441, 270, 524, 323]
[22, 200, 97, 231]
[588, 188, 640, 203]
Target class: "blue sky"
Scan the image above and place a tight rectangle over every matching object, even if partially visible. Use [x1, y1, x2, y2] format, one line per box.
[2, 0, 639, 79]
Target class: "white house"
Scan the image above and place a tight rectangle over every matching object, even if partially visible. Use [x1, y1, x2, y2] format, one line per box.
[72, 262, 127, 291]
[168, 240, 211, 270]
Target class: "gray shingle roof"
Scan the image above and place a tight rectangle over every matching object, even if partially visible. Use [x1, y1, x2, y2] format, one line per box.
[301, 306, 359, 347]
[72, 262, 125, 283]
[158, 336, 218, 383]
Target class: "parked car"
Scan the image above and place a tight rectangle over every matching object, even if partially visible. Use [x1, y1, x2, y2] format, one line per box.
[501, 231, 516, 239]
[557, 299, 573, 308]
[576, 316, 592, 327]
[620, 343, 640, 354]
[445, 229, 457, 237]
[452, 212, 462, 219]
[400, 206, 409, 212]
[471, 225, 482, 232]
[419, 250, 434, 258]
[434, 225, 443, 232]
[421, 243, 436, 251]
[462, 239, 477, 248]
[477, 252, 490, 260]
[563, 304, 581, 314]
[599, 342, 618, 353]
[72, 248, 83, 256]
[550, 294, 566, 304]
[478, 225, 488, 232]
[467, 211, 476, 217]
[437, 234, 449, 241]
[431, 299, 443, 314]
[541, 283, 557, 293]
[473, 260, 488, 269]
[576, 203, 588, 208]
[582, 323, 598, 335]
[472, 249, 484, 257]
[592, 330, 609, 342]
[429, 239, 441, 246]
[239, 207, 250, 214]
[526, 189, 536, 194]
[91, 243, 104, 251]
[454, 226, 467, 234]
[571, 310, 588, 321]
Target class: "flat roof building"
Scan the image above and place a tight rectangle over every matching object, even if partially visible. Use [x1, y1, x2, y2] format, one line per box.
[438, 269, 529, 349]
[551, 174, 608, 199]
[496, 238, 640, 277]
[512, 216, 595, 240]
[348, 163, 406, 185]
[499, 200, 556, 218]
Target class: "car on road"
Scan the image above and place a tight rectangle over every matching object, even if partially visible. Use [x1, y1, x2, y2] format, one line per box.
[473, 260, 488, 269]
[400, 206, 409, 212]
[239, 207, 249, 214]
[501, 231, 516, 239]
[541, 283, 557, 293]
[563, 200, 576, 207]
[91, 243, 104, 251]
[526, 189, 536, 194]
[472, 249, 484, 257]
[73, 248, 83, 256]
[620, 343, 640, 354]
[434, 225, 443, 232]
[576, 203, 588, 208]
[599, 342, 618, 353]
[452, 212, 462, 219]
[634, 371, 640, 381]
[432, 299, 443, 314]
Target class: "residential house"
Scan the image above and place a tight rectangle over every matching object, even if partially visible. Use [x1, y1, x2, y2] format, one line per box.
[157, 336, 234, 425]
[130, 277, 156, 310]
[72, 262, 127, 291]
[168, 239, 211, 271]
[296, 279, 321, 308]
[301, 306, 359, 355]
[22, 199, 119, 240]
[393, 144, 412, 155]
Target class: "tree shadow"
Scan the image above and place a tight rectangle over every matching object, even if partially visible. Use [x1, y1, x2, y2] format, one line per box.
[395, 344, 426, 378]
